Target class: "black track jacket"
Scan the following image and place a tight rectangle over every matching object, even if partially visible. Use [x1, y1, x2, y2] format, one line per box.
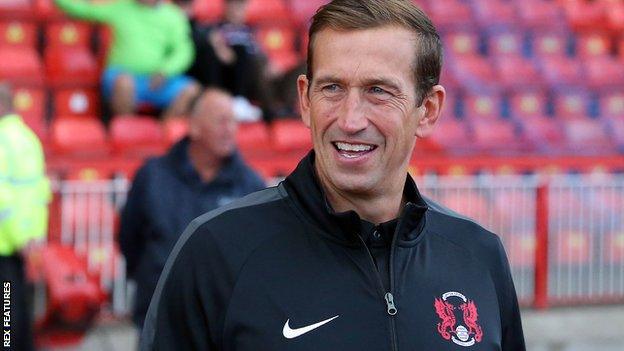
[141, 152, 526, 351]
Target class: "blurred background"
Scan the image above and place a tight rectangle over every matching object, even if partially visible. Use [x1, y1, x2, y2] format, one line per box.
[0, 0, 623, 350]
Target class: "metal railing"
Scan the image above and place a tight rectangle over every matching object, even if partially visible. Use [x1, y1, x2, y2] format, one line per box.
[49, 174, 624, 315]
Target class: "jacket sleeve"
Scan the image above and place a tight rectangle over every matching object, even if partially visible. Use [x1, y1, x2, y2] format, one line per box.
[0, 145, 17, 253]
[160, 7, 195, 76]
[118, 166, 149, 278]
[54, 0, 121, 22]
[140, 221, 219, 350]
[495, 238, 527, 351]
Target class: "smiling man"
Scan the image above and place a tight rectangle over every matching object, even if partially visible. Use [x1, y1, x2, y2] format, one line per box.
[141, 1, 525, 350]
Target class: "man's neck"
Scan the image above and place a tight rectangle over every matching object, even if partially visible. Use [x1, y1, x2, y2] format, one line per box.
[318, 171, 406, 225]
[187, 141, 223, 183]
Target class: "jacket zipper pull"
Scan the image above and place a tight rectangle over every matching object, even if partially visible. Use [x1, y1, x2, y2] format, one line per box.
[384, 292, 397, 316]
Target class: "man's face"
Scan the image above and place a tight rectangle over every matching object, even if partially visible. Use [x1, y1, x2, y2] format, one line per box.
[190, 93, 238, 159]
[298, 26, 441, 197]
[225, 0, 248, 25]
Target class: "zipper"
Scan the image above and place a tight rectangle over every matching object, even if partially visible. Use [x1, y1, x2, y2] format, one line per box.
[356, 228, 399, 351]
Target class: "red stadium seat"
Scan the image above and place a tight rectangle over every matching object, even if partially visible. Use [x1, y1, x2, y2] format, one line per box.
[109, 115, 166, 157]
[289, 0, 330, 26]
[270, 119, 311, 152]
[50, 117, 110, 157]
[605, 0, 624, 32]
[598, 91, 624, 118]
[606, 116, 624, 148]
[471, 119, 527, 154]
[13, 86, 47, 140]
[449, 54, 498, 90]
[162, 117, 189, 145]
[562, 118, 615, 154]
[516, 115, 565, 153]
[427, 0, 474, 29]
[53, 88, 100, 118]
[531, 31, 569, 57]
[462, 90, 503, 120]
[45, 21, 99, 87]
[583, 56, 624, 90]
[236, 121, 271, 155]
[517, 0, 565, 29]
[438, 190, 491, 223]
[509, 90, 549, 119]
[563, 0, 607, 33]
[443, 30, 480, 57]
[428, 118, 472, 154]
[470, 0, 517, 28]
[576, 32, 612, 58]
[552, 89, 592, 120]
[538, 56, 584, 88]
[34, 0, 66, 21]
[0, 0, 33, 19]
[0, 47, 44, 86]
[46, 21, 92, 49]
[192, 0, 225, 23]
[487, 30, 524, 57]
[0, 20, 37, 49]
[245, 0, 290, 25]
[494, 56, 543, 90]
[255, 25, 300, 73]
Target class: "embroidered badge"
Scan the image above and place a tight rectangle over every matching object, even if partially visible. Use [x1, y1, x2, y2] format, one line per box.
[434, 291, 483, 347]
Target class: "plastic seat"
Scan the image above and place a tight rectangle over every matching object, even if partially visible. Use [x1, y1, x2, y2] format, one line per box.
[0, 20, 37, 49]
[109, 115, 166, 157]
[494, 55, 543, 90]
[162, 117, 189, 145]
[289, 0, 330, 26]
[470, 0, 517, 29]
[563, 0, 606, 33]
[50, 117, 110, 157]
[45, 21, 99, 87]
[236, 121, 271, 155]
[517, 0, 565, 29]
[270, 119, 311, 152]
[598, 91, 624, 118]
[486, 30, 525, 57]
[0, 0, 33, 19]
[448, 54, 498, 91]
[605, 116, 624, 149]
[34, 0, 66, 21]
[427, 0, 474, 30]
[13, 86, 47, 140]
[245, 0, 290, 25]
[192, 0, 224, 23]
[606, 0, 624, 32]
[53, 88, 100, 118]
[0, 47, 44, 86]
[509, 90, 548, 119]
[443, 30, 480, 57]
[516, 115, 565, 154]
[562, 118, 614, 154]
[255, 25, 300, 73]
[538, 55, 584, 88]
[530, 31, 569, 57]
[438, 190, 491, 223]
[462, 90, 504, 120]
[552, 89, 592, 120]
[428, 118, 473, 154]
[470, 119, 527, 154]
[576, 32, 611, 58]
[583, 56, 624, 90]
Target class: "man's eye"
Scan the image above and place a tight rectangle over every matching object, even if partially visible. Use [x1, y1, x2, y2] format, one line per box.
[368, 86, 392, 99]
[320, 84, 343, 97]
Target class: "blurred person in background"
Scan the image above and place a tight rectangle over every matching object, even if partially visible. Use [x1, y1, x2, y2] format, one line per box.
[0, 83, 51, 351]
[54, 0, 201, 119]
[140, 0, 525, 350]
[180, 0, 288, 121]
[119, 87, 265, 329]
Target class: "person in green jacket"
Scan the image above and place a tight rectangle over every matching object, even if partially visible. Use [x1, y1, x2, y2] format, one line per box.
[0, 82, 51, 351]
[54, 0, 200, 118]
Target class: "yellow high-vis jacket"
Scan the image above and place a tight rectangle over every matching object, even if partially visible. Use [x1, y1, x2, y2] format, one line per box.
[0, 114, 51, 256]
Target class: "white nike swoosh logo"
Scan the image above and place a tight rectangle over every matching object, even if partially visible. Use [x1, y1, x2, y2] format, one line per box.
[282, 315, 340, 339]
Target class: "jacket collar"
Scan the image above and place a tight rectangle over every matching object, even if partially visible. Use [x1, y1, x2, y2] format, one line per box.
[166, 137, 244, 188]
[283, 151, 428, 245]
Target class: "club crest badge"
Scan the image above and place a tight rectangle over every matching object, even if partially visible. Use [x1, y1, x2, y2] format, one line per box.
[434, 291, 483, 347]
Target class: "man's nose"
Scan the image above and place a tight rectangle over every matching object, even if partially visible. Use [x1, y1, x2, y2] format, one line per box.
[337, 90, 368, 134]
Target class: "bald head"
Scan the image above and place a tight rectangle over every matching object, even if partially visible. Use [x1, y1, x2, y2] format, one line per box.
[188, 88, 238, 159]
[0, 82, 12, 117]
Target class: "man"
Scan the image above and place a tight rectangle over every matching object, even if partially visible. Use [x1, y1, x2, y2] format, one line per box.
[0, 83, 51, 351]
[119, 88, 265, 329]
[54, 0, 200, 118]
[141, 1, 526, 350]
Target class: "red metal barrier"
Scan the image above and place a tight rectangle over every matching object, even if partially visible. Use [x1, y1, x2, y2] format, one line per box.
[534, 184, 549, 309]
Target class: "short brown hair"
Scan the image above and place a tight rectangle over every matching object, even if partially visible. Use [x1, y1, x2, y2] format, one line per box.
[306, 0, 442, 105]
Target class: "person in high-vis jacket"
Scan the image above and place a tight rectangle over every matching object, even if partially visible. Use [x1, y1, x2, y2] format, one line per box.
[0, 83, 51, 351]
[141, 1, 526, 350]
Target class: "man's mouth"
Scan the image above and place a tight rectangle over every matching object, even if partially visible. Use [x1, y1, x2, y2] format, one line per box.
[332, 141, 378, 158]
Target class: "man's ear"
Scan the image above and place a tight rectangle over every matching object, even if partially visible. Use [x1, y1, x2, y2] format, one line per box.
[297, 74, 311, 128]
[415, 85, 446, 138]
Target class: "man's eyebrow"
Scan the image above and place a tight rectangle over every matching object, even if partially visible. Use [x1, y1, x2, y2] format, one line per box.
[313, 75, 344, 86]
[362, 77, 402, 92]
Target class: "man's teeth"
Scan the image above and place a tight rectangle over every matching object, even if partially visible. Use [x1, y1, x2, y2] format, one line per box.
[335, 142, 373, 152]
